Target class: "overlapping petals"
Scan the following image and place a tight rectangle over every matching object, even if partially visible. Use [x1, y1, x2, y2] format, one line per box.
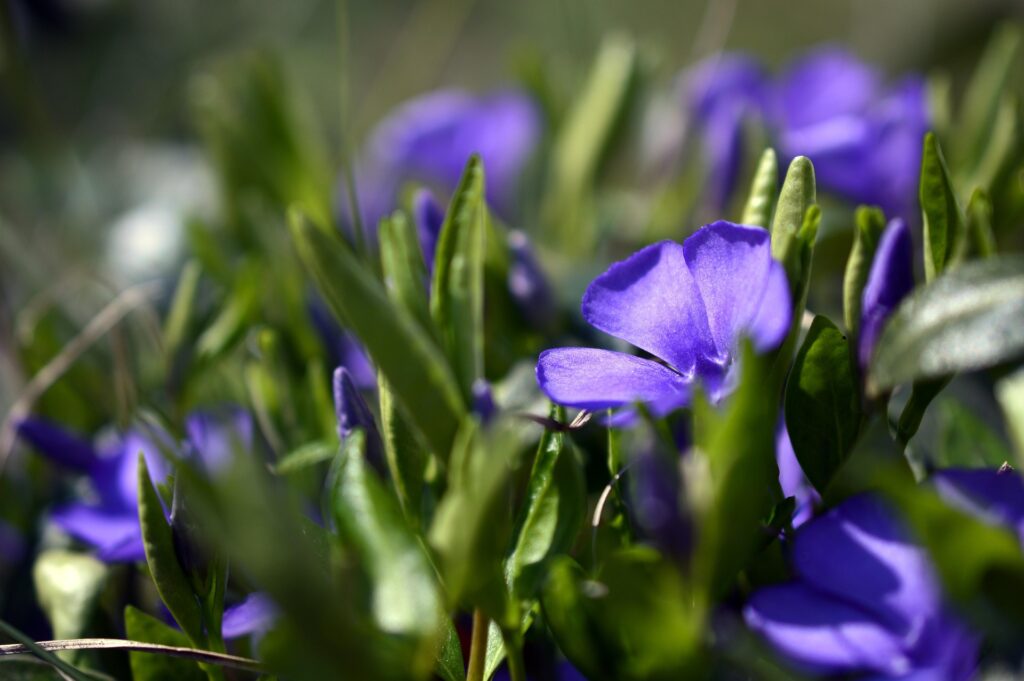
[859, 217, 914, 368]
[537, 221, 790, 417]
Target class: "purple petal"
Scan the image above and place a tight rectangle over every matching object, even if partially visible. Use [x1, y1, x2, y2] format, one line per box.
[581, 241, 717, 376]
[859, 218, 914, 368]
[744, 582, 913, 676]
[0, 520, 25, 565]
[932, 467, 1024, 544]
[412, 188, 444, 273]
[185, 408, 254, 474]
[775, 420, 818, 528]
[308, 298, 378, 390]
[682, 221, 791, 354]
[791, 495, 941, 634]
[92, 431, 170, 512]
[774, 47, 880, 130]
[536, 348, 690, 413]
[332, 367, 385, 471]
[471, 379, 496, 423]
[15, 417, 97, 471]
[508, 230, 556, 329]
[222, 592, 278, 640]
[629, 450, 691, 560]
[50, 504, 144, 563]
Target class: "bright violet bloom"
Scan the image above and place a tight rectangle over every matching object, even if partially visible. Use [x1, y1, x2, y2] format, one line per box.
[340, 88, 540, 237]
[859, 217, 914, 368]
[221, 592, 278, 641]
[932, 466, 1024, 546]
[744, 495, 978, 680]
[333, 366, 384, 471]
[16, 410, 252, 563]
[537, 221, 790, 418]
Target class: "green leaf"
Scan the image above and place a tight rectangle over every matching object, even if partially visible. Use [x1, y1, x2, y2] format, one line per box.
[163, 260, 202, 361]
[290, 210, 465, 455]
[272, 439, 337, 475]
[0, 661, 64, 680]
[770, 156, 816, 282]
[955, 24, 1022, 176]
[842, 206, 887, 337]
[380, 210, 432, 334]
[507, 405, 584, 600]
[966, 188, 997, 258]
[996, 368, 1024, 463]
[430, 156, 487, 398]
[378, 372, 429, 528]
[124, 606, 206, 681]
[693, 343, 780, 600]
[920, 132, 965, 281]
[434, 617, 465, 681]
[936, 400, 1013, 468]
[0, 619, 92, 681]
[32, 551, 107, 663]
[330, 430, 443, 649]
[785, 316, 862, 493]
[740, 148, 777, 228]
[868, 256, 1024, 393]
[195, 262, 260, 361]
[138, 454, 205, 647]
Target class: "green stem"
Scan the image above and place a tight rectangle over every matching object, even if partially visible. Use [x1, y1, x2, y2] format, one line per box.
[466, 609, 488, 681]
[500, 628, 526, 681]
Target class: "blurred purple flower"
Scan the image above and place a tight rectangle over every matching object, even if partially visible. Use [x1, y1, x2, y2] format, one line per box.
[339, 88, 541, 239]
[683, 54, 770, 212]
[629, 450, 691, 560]
[859, 217, 914, 368]
[775, 420, 819, 528]
[536, 221, 790, 419]
[492, 661, 587, 681]
[680, 47, 928, 218]
[508, 229, 557, 329]
[932, 466, 1024, 546]
[0, 519, 25, 566]
[744, 495, 978, 680]
[333, 366, 384, 472]
[412, 187, 445, 274]
[308, 297, 376, 390]
[17, 410, 252, 563]
[222, 592, 278, 641]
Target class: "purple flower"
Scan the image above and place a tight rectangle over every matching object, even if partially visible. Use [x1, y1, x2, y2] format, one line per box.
[308, 297, 376, 390]
[536, 221, 790, 419]
[332, 366, 384, 472]
[412, 188, 444, 273]
[629, 450, 692, 560]
[932, 466, 1024, 546]
[683, 54, 770, 211]
[0, 519, 25, 566]
[859, 218, 914, 368]
[775, 420, 819, 528]
[16, 410, 253, 563]
[744, 495, 978, 680]
[221, 592, 278, 641]
[770, 48, 929, 219]
[508, 229, 557, 329]
[493, 661, 586, 681]
[340, 88, 540, 238]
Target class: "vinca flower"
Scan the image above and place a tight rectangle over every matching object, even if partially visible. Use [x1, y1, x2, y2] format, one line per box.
[744, 495, 978, 679]
[333, 366, 384, 471]
[775, 420, 819, 528]
[221, 592, 279, 641]
[338, 88, 540, 238]
[537, 221, 790, 418]
[16, 409, 252, 563]
[683, 48, 928, 218]
[859, 217, 914, 368]
[932, 466, 1024, 546]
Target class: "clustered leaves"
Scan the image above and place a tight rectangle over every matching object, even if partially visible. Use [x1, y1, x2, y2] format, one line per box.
[2, 19, 1024, 681]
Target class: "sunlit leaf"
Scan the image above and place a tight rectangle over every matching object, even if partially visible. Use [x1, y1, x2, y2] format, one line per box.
[740, 148, 777, 228]
[124, 606, 205, 681]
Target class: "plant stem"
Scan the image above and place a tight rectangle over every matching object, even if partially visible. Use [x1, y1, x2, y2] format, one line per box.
[466, 609, 488, 681]
[500, 628, 527, 681]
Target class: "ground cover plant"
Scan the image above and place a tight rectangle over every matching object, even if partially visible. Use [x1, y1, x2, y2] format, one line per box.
[1, 2, 1024, 679]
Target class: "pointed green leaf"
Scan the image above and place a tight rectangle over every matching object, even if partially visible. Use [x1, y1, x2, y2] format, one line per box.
[290, 211, 465, 455]
[740, 148, 778, 228]
[770, 156, 816, 282]
[869, 256, 1024, 393]
[138, 455, 205, 647]
[842, 206, 887, 337]
[378, 372, 428, 528]
[380, 210, 432, 333]
[784, 316, 862, 493]
[435, 617, 466, 681]
[430, 156, 487, 399]
[920, 132, 965, 281]
[124, 606, 206, 681]
[997, 368, 1024, 463]
[966, 188, 997, 258]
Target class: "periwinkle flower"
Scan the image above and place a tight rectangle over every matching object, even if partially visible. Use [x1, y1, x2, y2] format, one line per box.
[340, 88, 540, 238]
[932, 466, 1024, 546]
[536, 221, 790, 419]
[221, 592, 278, 641]
[16, 410, 253, 563]
[744, 495, 978, 680]
[412, 187, 444, 273]
[508, 229, 557, 329]
[859, 217, 914, 368]
[775, 420, 819, 528]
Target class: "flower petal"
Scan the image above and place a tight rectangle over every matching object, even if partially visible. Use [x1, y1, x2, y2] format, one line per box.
[683, 221, 791, 354]
[774, 47, 880, 130]
[50, 504, 144, 563]
[859, 218, 914, 368]
[333, 366, 385, 472]
[932, 467, 1024, 543]
[412, 188, 444, 273]
[186, 409, 254, 474]
[222, 592, 278, 640]
[581, 241, 716, 375]
[744, 582, 913, 676]
[16, 417, 97, 472]
[791, 495, 941, 635]
[536, 348, 690, 412]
